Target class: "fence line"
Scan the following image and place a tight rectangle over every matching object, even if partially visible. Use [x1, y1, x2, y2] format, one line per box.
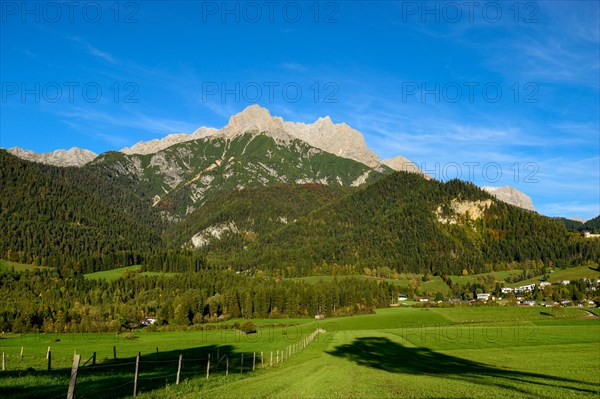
[58, 328, 326, 398]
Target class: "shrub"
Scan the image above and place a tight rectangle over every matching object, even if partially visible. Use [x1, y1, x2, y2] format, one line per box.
[239, 320, 257, 334]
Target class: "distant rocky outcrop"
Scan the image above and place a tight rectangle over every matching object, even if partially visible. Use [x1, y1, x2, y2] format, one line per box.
[120, 127, 217, 155]
[7, 146, 97, 167]
[482, 186, 536, 212]
[381, 155, 428, 177]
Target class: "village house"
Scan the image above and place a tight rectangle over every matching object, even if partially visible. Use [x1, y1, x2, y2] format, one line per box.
[476, 293, 491, 301]
[521, 300, 536, 307]
[539, 281, 551, 288]
[142, 318, 157, 326]
[501, 287, 513, 294]
[582, 231, 600, 238]
[515, 284, 535, 293]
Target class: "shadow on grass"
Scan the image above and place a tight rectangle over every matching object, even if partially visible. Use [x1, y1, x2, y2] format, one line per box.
[327, 337, 598, 396]
[0, 344, 253, 399]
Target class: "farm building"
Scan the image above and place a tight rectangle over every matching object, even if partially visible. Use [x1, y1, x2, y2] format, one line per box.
[515, 284, 536, 293]
[476, 293, 491, 301]
[142, 318, 157, 326]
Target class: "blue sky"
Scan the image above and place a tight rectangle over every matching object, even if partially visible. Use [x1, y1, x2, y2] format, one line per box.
[1, 1, 598, 219]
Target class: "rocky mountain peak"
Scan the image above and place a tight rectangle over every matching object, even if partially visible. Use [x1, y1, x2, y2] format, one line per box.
[218, 105, 288, 139]
[314, 116, 334, 126]
[7, 146, 97, 167]
[382, 156, 429, 178]
[482, 186, 536, 212]
[283, 115, 381, 168]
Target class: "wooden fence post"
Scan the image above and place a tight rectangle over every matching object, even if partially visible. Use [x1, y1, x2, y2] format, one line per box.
[226, 355, 229, 377]
[240, 353, 244, 374]
[67, 354, 81, 399]
[261, 351, 264, 368]
[47, 350, 51, 371]
[46, 346, 50, 360]
[276, 350, 279, 364]
[270, 351, 273, 367]
[2, 352, 5, 371]
[133, 352, 140, 398]
[206, 353, 210, 380]
[176, 354, 183, 385]
[92, 352, 96, 368]
[20, 346, 23, 358]
[113, 346, 117, 362]
[252, 352, 256, 371]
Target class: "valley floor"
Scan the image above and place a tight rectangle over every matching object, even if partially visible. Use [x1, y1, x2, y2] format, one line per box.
[1, 307, 598, 399]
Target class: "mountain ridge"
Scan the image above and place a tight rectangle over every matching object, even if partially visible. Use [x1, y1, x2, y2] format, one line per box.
[5, 105, 537, 212]
[6, 146, 97, 167]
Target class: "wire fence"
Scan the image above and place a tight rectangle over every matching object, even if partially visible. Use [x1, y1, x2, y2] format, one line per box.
[2, 328, 325, 399]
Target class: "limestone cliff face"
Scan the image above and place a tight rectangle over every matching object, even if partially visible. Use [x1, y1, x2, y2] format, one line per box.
[482, 186, 536, 212]
[436, 199, 493, 225]
[215, 105, 381, 168]
[6, 146, 97, 167]
[284, 116, 381, 168]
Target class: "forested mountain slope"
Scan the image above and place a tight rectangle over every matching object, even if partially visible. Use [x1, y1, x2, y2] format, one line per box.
[231, 172, 600, 276]
[90, 132, 388, 219]
[0, 150, 162, 271]
[163, 183, 351, 250]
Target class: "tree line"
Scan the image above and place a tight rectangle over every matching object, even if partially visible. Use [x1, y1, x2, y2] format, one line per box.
[0, 268, 393, 333]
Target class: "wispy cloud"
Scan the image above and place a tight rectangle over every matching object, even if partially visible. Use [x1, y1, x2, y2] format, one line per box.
[22, 49, 36, 58]
[87, 46, 118, 64]
[64, 34, 119, 65]
[539, 202, 600, 220]
[281, 62, 307, 73]
[56, 107, 199, 145]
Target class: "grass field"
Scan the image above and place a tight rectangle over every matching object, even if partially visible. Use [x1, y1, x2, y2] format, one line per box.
[0, 260, 52, 272]
[84, 265, 177, 281]
[1, 307, 598, 398]
[287, 274, 451, 294]
[289, 265, 600, 296]
[507, 265, 600, 287]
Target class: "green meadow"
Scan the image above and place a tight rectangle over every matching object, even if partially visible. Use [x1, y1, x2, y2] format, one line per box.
[84, 265, 177, 281]
[0, 260, 52, 273]
[0, 307, 598, 398]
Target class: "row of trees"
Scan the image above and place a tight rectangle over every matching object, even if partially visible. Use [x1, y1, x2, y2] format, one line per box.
[0, 268, 393, 333]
